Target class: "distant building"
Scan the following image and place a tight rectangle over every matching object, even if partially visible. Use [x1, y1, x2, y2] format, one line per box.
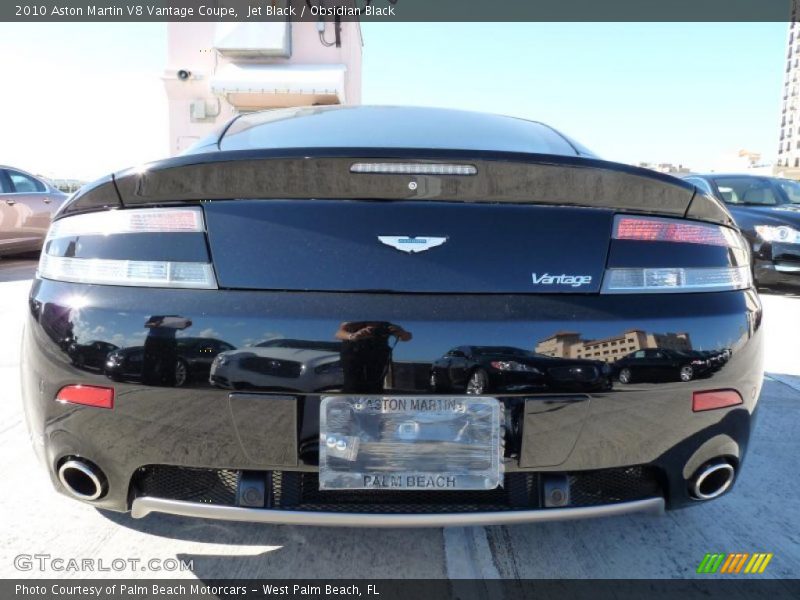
[637, 162, 691, 175]
[776, 5, 800, 178]
[707, 150, 773, 175]
[535, 329, 692, 363]
[164, 22, 363, 155]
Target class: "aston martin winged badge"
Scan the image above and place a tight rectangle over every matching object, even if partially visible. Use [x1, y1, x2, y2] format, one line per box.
[378, 236, 448, 253]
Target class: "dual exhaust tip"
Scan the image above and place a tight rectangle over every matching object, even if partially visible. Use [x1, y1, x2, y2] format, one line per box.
[57, 458, 107, 501]
[689, 459, 735, 501]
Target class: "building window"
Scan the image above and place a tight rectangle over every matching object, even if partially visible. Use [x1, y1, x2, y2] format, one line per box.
[795, 158, 799, 167]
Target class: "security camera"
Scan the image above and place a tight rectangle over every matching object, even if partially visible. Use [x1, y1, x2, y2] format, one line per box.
[177, 69, 191, 81]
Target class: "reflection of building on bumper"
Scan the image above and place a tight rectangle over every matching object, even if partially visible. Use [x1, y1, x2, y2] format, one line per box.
[536, 329, 692, 363]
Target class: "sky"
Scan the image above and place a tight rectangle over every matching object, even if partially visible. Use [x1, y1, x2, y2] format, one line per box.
[0, 22, 788, 181]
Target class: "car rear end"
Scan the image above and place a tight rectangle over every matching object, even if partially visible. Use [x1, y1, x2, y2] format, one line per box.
[20, 108, 763, 525]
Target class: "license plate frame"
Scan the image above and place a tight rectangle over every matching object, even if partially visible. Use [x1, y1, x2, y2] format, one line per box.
[318, 395, 503, 491]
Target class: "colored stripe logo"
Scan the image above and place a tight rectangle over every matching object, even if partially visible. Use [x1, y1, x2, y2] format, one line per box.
[697, 553, 773, 574]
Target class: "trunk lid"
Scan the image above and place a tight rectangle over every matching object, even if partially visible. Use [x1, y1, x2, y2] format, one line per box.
[204, 199, 613, 293]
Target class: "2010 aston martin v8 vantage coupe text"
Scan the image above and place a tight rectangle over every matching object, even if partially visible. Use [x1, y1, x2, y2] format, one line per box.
[20, 106, 763, 526]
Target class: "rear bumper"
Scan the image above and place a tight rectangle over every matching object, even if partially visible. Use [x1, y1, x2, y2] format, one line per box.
[130, 496, 664, 527]
[21, 278, 764, 520]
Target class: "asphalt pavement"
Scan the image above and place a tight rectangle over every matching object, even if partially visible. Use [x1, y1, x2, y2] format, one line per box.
[1, 258, 797, 580]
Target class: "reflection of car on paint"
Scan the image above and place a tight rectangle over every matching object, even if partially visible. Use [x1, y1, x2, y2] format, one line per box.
[105, 338, 235, 386]
[210, 339, 343, 392]
[67, 341, 119, 371]
[613, 348, 715, 384]
[430, 346, 612, 394]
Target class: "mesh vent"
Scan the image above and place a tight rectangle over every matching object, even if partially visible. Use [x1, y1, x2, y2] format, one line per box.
[131, 465, 661, 513]
[569, 466, 661, 506]
[133, 465, 239, 505]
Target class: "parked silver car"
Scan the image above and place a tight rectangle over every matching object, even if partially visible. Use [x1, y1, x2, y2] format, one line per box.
[0, 165, 68, 256]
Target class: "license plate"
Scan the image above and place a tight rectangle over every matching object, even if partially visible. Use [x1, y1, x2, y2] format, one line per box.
[318, 396, 503, 491]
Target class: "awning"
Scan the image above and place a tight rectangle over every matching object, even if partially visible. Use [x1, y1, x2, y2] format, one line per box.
[210, 64, 346, 108]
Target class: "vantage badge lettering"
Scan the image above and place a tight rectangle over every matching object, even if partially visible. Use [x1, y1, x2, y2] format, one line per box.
[378, 236, 448, 253]
[532, 272, 593, 288]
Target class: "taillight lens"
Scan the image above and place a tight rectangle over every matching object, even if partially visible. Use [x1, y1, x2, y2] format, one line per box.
[602, 215, 751, 294]
[46, 207, 204, 237]
[602, 266, 751, 294]
[615, 216, 738, 247]
[38, 207, 217, 289]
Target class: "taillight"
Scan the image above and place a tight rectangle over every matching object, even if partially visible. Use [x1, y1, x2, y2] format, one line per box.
[602, 215, 751, 294]
[38, 207, 217, 289]
[56, 385, 114, 409]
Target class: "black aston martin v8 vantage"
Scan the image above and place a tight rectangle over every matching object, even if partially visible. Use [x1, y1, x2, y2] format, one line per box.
[21, 106, 763, 526]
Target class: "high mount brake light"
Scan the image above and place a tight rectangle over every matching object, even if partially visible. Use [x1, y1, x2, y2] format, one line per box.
[350, 162, 477, 176]
[38, 207, 218, 289]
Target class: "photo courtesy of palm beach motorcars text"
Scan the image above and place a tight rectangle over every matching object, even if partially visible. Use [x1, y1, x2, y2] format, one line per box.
[15, 584, 375, 597]
[0, 1, 799, 599]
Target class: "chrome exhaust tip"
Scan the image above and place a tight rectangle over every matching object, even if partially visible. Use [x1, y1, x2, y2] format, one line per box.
[57, 459, 107, 501]
[690, 460, 735, 501]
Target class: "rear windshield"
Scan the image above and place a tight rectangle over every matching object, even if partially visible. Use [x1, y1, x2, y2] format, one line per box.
[219, 106, 580, 156]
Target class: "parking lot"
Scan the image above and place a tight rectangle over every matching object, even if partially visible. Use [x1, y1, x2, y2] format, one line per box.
[0, 257, 798, 580]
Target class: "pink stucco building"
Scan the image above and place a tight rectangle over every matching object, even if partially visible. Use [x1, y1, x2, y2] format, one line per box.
[164, 22, 363, 154]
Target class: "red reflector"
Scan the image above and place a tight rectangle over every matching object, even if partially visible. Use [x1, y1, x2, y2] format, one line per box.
[692, 390, 742, 412]
[56, 385, 114, 409]
[616, 217, 728, 246]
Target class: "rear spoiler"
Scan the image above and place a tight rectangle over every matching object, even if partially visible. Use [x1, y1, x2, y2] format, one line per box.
[58, 149, 733, 227]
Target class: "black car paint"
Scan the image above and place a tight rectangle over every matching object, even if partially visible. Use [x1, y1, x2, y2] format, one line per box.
[21, 107, 763, 518]
[685, 174, 800, 289]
